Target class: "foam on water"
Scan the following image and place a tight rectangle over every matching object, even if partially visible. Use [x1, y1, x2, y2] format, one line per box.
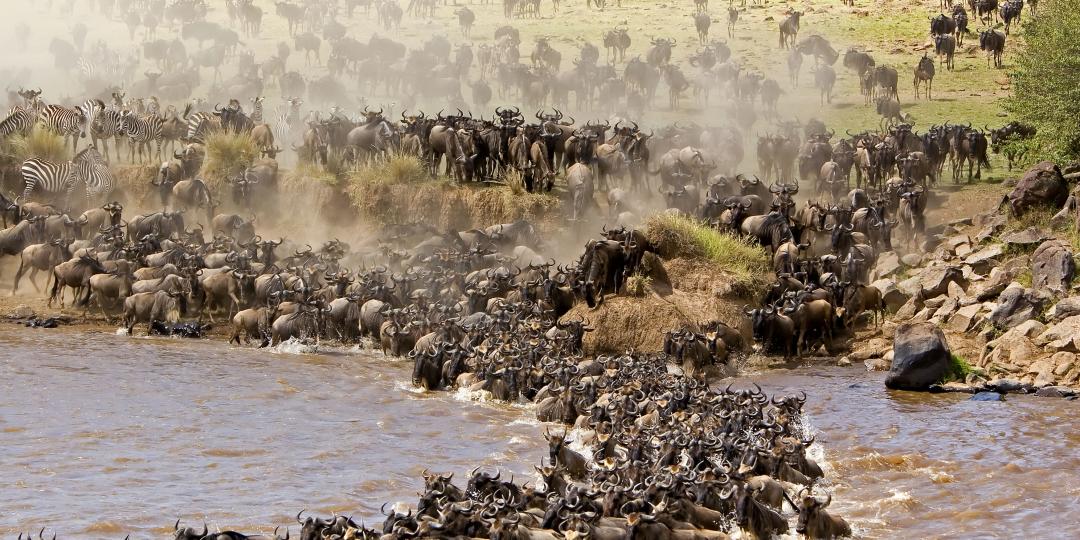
[269, 337, 319, 355]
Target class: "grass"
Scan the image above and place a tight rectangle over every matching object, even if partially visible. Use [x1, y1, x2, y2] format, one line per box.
[941, 353, 982, 383]
[0, 127, 70, 164]
[347, 151, 429, 188]
[280, 163, 343, 210]
[200, 131, 258, 193]
[625, 273, 652, 297]
[644, 213, 770, 288]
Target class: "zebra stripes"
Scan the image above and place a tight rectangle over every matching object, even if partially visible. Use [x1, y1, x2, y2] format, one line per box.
[20, 147, 114, 208]
[75, 147, 114, 201]
[38, 104, 90, 154]
[119, 111, 164, 162]
[250, 96, 264, 124]
[21, 158, 77, 206]
[0, 108, 36, 139]
[275, 97, 303, 145]
[91, 108, 124, 162]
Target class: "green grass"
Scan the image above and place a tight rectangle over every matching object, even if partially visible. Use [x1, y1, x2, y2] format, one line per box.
[644, 213, 770, 283]
[0, 127, 70, 164]
[941, 353, 981, 383]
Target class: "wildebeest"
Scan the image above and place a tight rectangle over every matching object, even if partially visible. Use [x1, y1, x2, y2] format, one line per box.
[913, 54, 935, 100]
[796, 491, 852, 538]
[124, 290, 186, 335]
[693, 13, 711, 45]
[778, 11, 802, 49]
[979, 29, 1006, 68]
[812, 65, 836, 105]
[934, 33, 957, 71]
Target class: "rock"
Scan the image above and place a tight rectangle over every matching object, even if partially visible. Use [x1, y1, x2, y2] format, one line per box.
[974, 217, 1006, 243]
[895, 296, 922, 320]
[1051, 352, 1075, 376]
[901, 253, 924, 267]
[1036, 315, 1080, 347]
[1004, 161, 1069, 218]
[837, 356, 852, 366]
[947, 280, 967, 298]
[1028, 358, 1054, 376]
[987, 286, 1050, 330]
[996, 319, 1047, 343]
[930, 297, 959, 324]
[1007, 338, 1042, 368]
[885, 322, 953, 391]
[949, 304, 983, 333]
[924, 296, 947, 310]
[970, 391, 1005, 402]
[964, 244, 1005, 274]
[973, 266, 1014, 301]
[1034, 370, 1057, 387]
[911, 307, 934, 322]
[874, 252, 902, 279]
[1000, 226, 1048, 248]
[987, 378, 1030, 393]
[1048, 296, 1080, 321]
[1031, 239, 1076, 294]
[10, 305, 33, 318]
[1035, 386, 1067, 398]
[865, 357, 890, 371]
[921, 266, 967, 299]
[948, 217, 975, 228]
[955, 243, 974, 258]
[871, 278, 909, 312]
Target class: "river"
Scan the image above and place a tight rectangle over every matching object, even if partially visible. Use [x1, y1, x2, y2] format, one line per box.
[1, 325, 1078, 538]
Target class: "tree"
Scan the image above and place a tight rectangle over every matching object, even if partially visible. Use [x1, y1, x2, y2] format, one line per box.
[1005, 0, 1080, 162]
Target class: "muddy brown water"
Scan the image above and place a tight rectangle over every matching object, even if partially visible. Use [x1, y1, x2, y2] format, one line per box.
[2, 325, 1078, 539]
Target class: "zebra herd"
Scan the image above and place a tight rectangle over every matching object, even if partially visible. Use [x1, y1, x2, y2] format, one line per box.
[19, 146, 114, 210]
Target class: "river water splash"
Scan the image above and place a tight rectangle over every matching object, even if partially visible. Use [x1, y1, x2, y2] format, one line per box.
[2, 326, 1078, 538]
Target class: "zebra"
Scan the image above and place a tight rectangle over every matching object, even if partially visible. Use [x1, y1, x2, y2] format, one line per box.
[0, 108, 36, 140]
[75, 147, 114, 203]
[275, 97, 303, 145]
[21, 147, 112, 209]
[38, 103, 96, 154]
[119, 111, 164, 163]
[182, 102, 216, 143]
[249, 96, 265, 124]
[91, 107, 124, 163]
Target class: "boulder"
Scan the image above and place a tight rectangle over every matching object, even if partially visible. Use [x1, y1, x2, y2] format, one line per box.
[885, 322, 953, 390]
[1051, 351, 1075, 376]
[920, 266, 967, 299]
[874, 251, 902, 278]
[1004, 161, 1069, 218]
[949, 303, 983, 333]
[986, 378, 1032, 393]
[1036, 315, 1080, 342]
[1034, 386, 1068, 398]
[970, 391, 1005, 402]
[973, 266, 1014, 301]
[930, 297, 959, 324]
[894, 295, 922, 320]
[1030, 239, 1076, 294]
[871, 278, 909, 312]
[994, 319, 1047, 344]
[1000, 226, 1049, 248]
[974, 214, 1007, 243]
[964, 244, 1005, 274]
[987, 285, 1050, 330]
[1048, 296, 1080, 321]
[901, 253, 924, 267]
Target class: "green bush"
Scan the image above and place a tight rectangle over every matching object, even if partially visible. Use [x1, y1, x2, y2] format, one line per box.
[644, 213, 770, 285]
[1005, 0, 1080, 161]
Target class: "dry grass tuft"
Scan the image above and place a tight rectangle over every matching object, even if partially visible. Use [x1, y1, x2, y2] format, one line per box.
[200, 131, 258, 193]
[0, 127, 70, 164]
[111, 164, 161, 208]
[348, 151, 429, 188]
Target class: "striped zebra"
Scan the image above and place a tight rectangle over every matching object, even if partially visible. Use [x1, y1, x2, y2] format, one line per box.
[0, 108, 36, 139]
[249, 96, 265, 124]
[275, 97, 303, 145]
[38, 102, 96, 155]
[182, 103, 216, 143]
[21, 147, 113, 209]
[75, 147, 114, 203]
[91, 107, 125, 163]
[119, 111, 164, 163]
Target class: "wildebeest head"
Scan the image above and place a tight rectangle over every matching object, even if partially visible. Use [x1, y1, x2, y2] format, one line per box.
[173, 519, 208, 540]
[796, 491, 832, 534]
